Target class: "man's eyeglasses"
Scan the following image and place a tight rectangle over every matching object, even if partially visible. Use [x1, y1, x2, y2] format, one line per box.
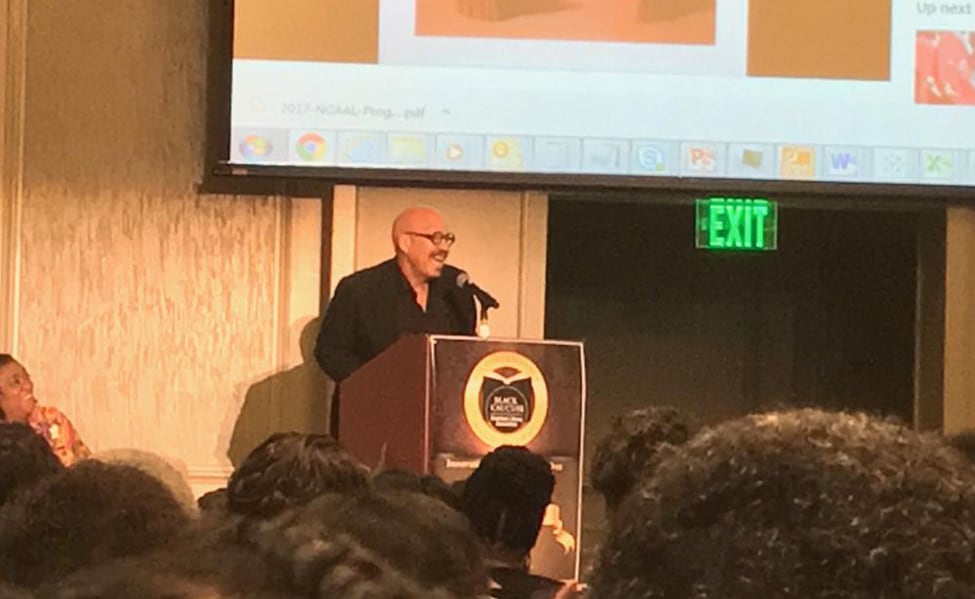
[406, 231, 456, 247]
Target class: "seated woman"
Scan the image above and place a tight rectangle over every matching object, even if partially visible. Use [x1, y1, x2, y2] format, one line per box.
[0, 354, 91, 466]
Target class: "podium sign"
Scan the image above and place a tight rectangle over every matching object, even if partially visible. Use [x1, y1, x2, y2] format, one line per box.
[338, 334, 586, 580]
[429, 336, 586, 581]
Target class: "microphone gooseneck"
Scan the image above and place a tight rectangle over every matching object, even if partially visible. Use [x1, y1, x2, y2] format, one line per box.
[450, 269, 500, 338]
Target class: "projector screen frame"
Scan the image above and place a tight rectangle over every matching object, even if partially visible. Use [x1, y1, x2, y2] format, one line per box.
[202, 0, 975, 203]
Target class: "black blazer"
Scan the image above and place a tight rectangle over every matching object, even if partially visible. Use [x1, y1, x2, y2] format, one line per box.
[314, 258, 477, 382]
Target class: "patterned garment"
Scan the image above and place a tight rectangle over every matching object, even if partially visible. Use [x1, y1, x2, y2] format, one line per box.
[28, 405, 92, 467]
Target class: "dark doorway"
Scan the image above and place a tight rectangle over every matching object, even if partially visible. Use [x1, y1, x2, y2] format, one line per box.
[545, 194, 921, 567]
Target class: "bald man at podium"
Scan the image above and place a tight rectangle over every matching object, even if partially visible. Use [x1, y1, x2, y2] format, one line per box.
[315, 206, 477, 434]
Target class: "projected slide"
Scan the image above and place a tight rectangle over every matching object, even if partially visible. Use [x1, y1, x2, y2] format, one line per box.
[229, 0, 975, 188]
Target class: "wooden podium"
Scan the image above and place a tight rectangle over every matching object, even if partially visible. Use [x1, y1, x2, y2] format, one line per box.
[340, 334, 586, 580]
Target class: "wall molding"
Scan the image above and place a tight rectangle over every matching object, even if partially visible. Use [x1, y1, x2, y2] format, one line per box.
[328, 185, 358, 296]
[272, 195, 290, 371]
[943, 207, 975, 435]
[188, 465, 235, 480]
[186, 465, 235, 499]
[0, 0, 27, 353]
[518, 191, 548, 339]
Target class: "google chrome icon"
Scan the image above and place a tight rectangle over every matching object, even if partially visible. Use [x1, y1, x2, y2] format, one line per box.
[296, 133, 327, 161]
[239, 135, 273, 160]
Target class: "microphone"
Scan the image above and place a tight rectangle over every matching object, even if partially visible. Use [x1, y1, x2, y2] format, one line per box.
[441, 265, 499, 338]
[454, 270, 500, 310]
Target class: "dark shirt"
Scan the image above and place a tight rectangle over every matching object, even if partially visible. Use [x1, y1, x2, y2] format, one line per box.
[314, 258, 476, 382]
[488, 566, 565, 599]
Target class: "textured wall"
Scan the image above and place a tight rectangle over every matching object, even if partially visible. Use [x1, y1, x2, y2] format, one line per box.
[3, 1, 547, 497]
[944, 207, 975, 435]
[4, 0, 325, 492]
[1, 0, 28, 351]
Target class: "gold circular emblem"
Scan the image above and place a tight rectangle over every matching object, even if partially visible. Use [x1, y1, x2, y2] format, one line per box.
[463, 351, 549, 448]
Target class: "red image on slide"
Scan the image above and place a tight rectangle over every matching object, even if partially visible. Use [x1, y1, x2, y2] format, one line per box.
[416, 0, 716, 46]
[915, 31, 975, 105]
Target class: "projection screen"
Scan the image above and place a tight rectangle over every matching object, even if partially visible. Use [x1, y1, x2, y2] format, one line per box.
[226, 1, 975, 192]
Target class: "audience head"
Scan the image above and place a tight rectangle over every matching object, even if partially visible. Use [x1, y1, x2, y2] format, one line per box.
[590, 405, 690, 513]
[372, 468, 463, 511]
[948, 429, 975, 465]
[93, 448, 196, 514]
[0, 422, 63, 506]
[197, 486, 228, 515]
[451, 477, 467, 498]
[0, 354, 37, 423]
[252, 489, 487, 598]
[0, 460, 190, 587]
[0, 583, 32, 599]
[589, 409, 975, 599]
[462, 445, 555, 562]
[38, 569, 270, 599]
[226, 432, 369, 520]
[47, 486, 483, 599]
[37, 529, 283, 599]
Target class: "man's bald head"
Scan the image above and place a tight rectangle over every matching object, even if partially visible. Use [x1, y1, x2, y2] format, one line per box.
[391, 206, 453, 285]
[391, 207, 445, 249]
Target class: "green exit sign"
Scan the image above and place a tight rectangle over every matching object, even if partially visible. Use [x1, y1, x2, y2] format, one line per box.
[696, 197, 778, 251]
